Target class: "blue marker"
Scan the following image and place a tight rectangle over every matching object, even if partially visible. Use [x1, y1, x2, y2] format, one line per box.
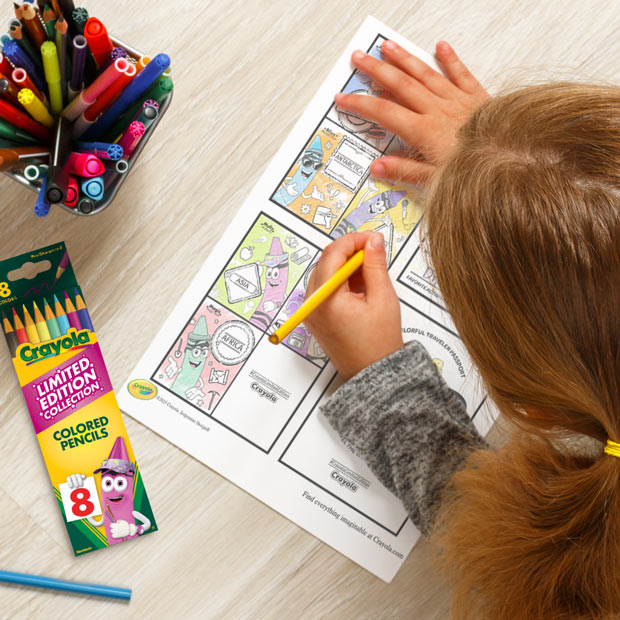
[33, 176, 51, 217]
[2, 40, 46, 94]
[76, 141, 124, 160]
[81, 176, 104, 200]
[83, 53, 170, 140]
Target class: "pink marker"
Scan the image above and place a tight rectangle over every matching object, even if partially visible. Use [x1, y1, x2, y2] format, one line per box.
[61, 58, 129, 121]
[66, 152, 105, 177]
[65, 176, 79, 207]
[118, 121, 145, 158]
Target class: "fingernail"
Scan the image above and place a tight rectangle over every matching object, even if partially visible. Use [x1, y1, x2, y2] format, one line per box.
[370, 233, 384, 250]
[437, 41, 450, 53]
[371, 161, 386, 178]
[334, 93, 344, 104]
[382, 40, 397, 52]
[352, 50, 365, 61]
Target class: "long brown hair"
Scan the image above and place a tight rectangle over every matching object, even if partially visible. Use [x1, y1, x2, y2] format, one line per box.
[426, 83, 620, 619]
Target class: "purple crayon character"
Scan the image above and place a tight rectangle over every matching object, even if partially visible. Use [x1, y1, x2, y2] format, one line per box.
[280, 288, 312, 356]
[250, 237, 289, 331]
[331, 189, 407, 238]
[66, 437, 151, 545]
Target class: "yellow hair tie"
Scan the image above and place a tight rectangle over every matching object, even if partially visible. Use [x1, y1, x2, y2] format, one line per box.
[604, 439, 620, 458]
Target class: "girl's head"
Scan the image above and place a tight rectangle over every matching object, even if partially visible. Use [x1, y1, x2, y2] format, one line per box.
[426, 83, 620, 619]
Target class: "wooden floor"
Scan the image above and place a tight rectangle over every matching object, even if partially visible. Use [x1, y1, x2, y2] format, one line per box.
[1, 1, 619, 618]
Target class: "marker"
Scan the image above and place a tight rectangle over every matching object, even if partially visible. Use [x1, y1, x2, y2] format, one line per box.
[41, 42, 62, 116]
[66, 152, 105, 177]
[76, 141, 123, 160]
[269, 250, 365, 345]
[34, 175, 52, 217]
[0, 52, 13, 77]
[0, 570, 131, 601]
[32, 301, 51, 342]
[65, 175, 78, 207]
[118, 121, 144, 158]
[22, 304, 40, 344]
[12, 307, 28, 344]
[74, 289, 93, 331]
[11, 67, 46, 104]
[23, 164, 41, 181]
[7, 22, 41, 73]
[72, 7, 88, 34]
[133, 103, 158, 133]
[42, 4, 58, 39]
[54, 250, 70, 284]
[0, 146, 50, 172]
[17, 88, 54, 128]
[81, 175, 104, 200]
[1, 40, 46, 94]
[43, 298, 61, 339]
[53, 294, 70, 334]
[46, 115, 72, 204]
[136, 55, 151, 73]
[84, 17, 114, 68]
[0, 97, 50, 142]
[0, 118, 38, 145]
[64, 291, 81, 331]
[68, 35, 87, 100]
[57, 0, 78, 36]
[77, 197, 94, 213]
[2, 311, 18, 357]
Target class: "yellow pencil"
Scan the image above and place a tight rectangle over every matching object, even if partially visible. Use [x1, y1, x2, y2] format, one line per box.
[33, 301, 51, 342]
[269, 250, 365, 345]
[22, 304, 40, 344]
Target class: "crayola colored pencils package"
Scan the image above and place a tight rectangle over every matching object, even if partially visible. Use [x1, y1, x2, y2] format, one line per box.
[0, 242, 157, 555]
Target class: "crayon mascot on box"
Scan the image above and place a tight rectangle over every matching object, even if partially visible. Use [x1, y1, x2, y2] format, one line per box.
[67, 437, 151, 544]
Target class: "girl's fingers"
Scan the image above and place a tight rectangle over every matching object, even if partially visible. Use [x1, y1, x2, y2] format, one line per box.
[380, 39, 459, 100]
[371, 156, 436, 187]
[351, 50, 438, 113]
[334, 92, 425, 146]
[435, 41, 486, 96]
[312, 233, 370, 292]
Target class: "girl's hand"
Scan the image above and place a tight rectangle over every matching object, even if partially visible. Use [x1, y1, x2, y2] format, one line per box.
[334, 40, 489, 185]
[304, 233, 403, 380]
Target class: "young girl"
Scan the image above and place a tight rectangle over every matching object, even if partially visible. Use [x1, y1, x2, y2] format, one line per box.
[305, 40, 620, 619]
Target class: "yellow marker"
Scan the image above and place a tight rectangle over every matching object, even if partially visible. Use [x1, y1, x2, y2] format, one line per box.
[17, 88, 54, 129]
[136, 55, 151, 73]
[32, 301, 51, 342]
[22, 304, 40, 344]
[40, 41, 62, 116]
[269, 250, 365, 345]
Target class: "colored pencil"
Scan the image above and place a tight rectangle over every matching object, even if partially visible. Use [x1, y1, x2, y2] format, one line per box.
[53, 293, 70, 334]
[43, 4, 58, 39]
[32, 300, 51, 342]
[12, 307, 28, 344]
[22, 304, 40, 344]
[21, 2, 47, 49]
[43, 297, 61, 339]
[2, 311, 18, 356]
[63, 291, 81, 330]
[54, 16, 68, 104]
[74, 288, 93, 331]
[0, 570, 131, 601]
[54, 249, 70, 283]
[269, 250, 366, 345]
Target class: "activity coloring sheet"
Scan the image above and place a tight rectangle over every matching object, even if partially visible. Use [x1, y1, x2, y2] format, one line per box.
[118, 16, 495, 582]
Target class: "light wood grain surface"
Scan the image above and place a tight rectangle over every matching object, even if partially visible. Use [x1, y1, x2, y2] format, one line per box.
[1, 1, 618, 618]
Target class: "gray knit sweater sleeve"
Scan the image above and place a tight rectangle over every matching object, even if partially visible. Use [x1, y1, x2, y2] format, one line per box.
[320, 340, 487, 535]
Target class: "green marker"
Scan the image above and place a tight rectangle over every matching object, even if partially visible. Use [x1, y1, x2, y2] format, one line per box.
[72, 7, 89, 34]
[41, 42, 62, 117]
[0, 118, 40, 145]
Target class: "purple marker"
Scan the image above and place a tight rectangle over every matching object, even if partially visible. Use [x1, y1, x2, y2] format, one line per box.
[68, 35, 88, 100]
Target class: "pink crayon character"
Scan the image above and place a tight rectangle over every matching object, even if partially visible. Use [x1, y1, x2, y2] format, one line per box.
[66, 436, 151, 545]
[250, 237, 289, 331]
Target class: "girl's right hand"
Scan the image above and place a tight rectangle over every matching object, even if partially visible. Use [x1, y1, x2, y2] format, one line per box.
[334, 40, 489, 186]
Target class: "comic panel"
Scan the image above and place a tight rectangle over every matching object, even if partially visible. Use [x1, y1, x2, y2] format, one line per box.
[397, 232, 446, 310]
[152, 298, 262, 415]
[271, 118, 382, 234]
[330, 177, 424, 264]
[211, 340, 322, 451]
[209, 213, 320, 331]
[326, 35, 394, 152]
[268, 258, 329, 368]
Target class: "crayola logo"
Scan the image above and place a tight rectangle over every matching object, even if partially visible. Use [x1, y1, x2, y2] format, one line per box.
[19, 329, 92, 363]
[128, 379, 157, 400]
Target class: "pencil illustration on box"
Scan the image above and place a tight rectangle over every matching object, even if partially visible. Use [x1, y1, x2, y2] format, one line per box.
[1, 2, 173, 216]
[0, 242, 156, 555]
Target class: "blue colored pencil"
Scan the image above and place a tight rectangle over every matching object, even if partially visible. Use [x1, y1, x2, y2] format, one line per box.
[0, 570, 131, 600]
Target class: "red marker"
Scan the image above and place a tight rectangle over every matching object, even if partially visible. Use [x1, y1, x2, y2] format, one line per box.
[0, 98, 50, 141]
[85, 62, 136, 122]
[84, 17, 113, 68]
[65, 176, 79, 207]
[11, 68, 47, 104]
[0, 52, 12, 77]
[66, 152, 105, 177]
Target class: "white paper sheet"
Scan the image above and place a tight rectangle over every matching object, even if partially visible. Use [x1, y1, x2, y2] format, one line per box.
[118, 16, 496, 582]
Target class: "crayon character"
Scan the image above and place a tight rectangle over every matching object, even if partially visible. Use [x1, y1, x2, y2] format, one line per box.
[164, 315, 210, 404]
[250, 238, 289, 330]
[273, 136, 323, 207]
[66, 437, 151, 545]
[279, 289, 312, 356]
[331, 189, 406, 238]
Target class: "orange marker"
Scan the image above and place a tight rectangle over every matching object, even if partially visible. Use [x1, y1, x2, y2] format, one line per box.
[2, 311, 18, 357]
[33, 301, 51, 342]
[11, 307, 28, 344]
[22, 304, 40, 344]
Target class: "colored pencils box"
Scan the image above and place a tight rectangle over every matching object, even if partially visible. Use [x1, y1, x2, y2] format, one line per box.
[0, 243, 157, 555]
[0, 3, 173, 216]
